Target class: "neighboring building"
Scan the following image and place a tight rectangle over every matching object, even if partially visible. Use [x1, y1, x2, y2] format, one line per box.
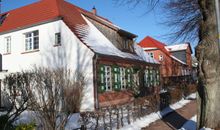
[139, 36, 193, 84]
[165, 43, 192, 68]
[0, 0, 160, 110]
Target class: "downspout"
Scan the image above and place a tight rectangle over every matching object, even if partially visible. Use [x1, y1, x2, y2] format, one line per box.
[215, 0, 220, 48]
[93, 54, 99, 109]
[0, 79, 1, 108]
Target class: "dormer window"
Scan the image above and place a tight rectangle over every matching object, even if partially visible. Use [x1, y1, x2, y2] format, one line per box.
[0, 13, 8, 25]
[24, 30, 39, 51]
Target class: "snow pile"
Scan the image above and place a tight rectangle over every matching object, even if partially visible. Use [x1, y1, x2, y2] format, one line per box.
[179, 115, 197, 130]
[11, 111, 81, 130]
[13, 111, 36, 125]
[121, 93, 196, 130]
[185, 93, 196, 100]
[65, 113, 81, 130]
[76, 15, 159, 64]
[200, 128, 214, 130]
[0, 111, 7, 116]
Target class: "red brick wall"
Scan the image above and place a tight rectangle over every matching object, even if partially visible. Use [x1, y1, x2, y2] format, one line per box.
[145, 50, 185, 78]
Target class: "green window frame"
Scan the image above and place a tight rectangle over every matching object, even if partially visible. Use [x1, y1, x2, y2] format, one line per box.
[112, 66, 120, 91]
[120, 67, 127, 90]
[98, 65, 106, 93]
[126, 68, 132, 88]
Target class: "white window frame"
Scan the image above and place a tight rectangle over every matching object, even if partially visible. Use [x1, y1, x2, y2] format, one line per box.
[4, 36, 11, 54]
[159, 55, 163, 61]
[133, 71, 140, 87]
[120, 67, 126, 89]
[148, 52, 154, 58]
[145, 69, 150, 87]
[24, 30, 39, 51]
[104, 66, 112, 91]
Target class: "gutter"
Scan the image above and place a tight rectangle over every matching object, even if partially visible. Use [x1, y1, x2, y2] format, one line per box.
[93, 54, 99, 109]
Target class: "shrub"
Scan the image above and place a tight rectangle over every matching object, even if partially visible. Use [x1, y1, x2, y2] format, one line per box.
[15, 122, 36, 130]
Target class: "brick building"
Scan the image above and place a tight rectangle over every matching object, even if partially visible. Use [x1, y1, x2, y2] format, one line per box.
[139, 36, 193, 84]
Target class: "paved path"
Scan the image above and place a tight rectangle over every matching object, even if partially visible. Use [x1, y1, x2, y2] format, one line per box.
[142, 100, 197, 130]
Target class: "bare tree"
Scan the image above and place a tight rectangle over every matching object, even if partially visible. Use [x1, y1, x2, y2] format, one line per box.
[114, 0, 220, 129]
[1, 67, 86, 130]
[29, 67, 85, 130]
[2, 72, 35, 130]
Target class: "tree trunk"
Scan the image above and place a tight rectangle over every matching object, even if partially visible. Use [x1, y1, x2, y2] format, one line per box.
[196, 0, 220, 129]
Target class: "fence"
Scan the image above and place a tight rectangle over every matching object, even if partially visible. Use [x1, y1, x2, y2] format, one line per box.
[79, 95, 159, 130]
[78, 84, 197, 130]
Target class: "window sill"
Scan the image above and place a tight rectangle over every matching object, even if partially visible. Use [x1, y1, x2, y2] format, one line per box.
[53, 44, 61, 47]
[3, 53, 11, 55]
[21, 49, 40, 54]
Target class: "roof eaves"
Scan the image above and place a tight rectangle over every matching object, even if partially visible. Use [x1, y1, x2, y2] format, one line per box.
[118, 29, 137, 39]
[0, 17, 62, 36]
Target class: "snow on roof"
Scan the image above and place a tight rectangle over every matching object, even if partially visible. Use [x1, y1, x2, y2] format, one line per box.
[76, 15, 159, 64]
[142, 47, 158, 51]
[165, 43, 189, 52]
[170, 55, 186, 65]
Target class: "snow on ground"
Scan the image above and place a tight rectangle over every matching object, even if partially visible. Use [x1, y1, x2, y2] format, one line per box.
[121, 93, 196, 130]
[65, 113, 81, 130]
[179, 115, 214, 130]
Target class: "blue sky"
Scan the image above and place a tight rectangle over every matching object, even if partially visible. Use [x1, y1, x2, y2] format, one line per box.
[1, 0, 197, 53]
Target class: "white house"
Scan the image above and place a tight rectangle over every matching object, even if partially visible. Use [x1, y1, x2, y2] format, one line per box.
[0, 0, 160, 111]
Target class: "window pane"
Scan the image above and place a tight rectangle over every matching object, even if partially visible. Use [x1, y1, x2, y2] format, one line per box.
[5, 36, 11, 53]
[105, 66, 112, 91]
[34, 37, 39, 49]
[55, 32, 61, 45]
[25, 30, 39, 51]
[33, 30, 39, 36]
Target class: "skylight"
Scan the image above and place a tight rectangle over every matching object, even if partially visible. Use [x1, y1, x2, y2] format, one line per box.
[0, 13, 8, 25]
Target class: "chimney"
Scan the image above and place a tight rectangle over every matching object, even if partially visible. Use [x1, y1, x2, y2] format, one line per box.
[92, 6, 97, 15]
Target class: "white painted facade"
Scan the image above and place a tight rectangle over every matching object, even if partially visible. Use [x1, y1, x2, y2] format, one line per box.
[0, 20, 95, 111]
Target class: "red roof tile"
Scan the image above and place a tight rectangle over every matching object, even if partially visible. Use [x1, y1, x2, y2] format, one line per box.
[0, 0, 113, 40]
[139, 36, 171, 56]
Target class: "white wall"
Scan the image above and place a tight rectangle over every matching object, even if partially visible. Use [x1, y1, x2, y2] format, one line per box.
[0, 20, 95, 111]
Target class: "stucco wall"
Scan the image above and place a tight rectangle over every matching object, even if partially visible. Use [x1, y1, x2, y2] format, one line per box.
[0, 20, 95, 111]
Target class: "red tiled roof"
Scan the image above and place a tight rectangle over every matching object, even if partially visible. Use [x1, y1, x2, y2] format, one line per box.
[139, 36, 188, 65]
[139, 36, 171, 56]
[0, 0, 113, 40]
